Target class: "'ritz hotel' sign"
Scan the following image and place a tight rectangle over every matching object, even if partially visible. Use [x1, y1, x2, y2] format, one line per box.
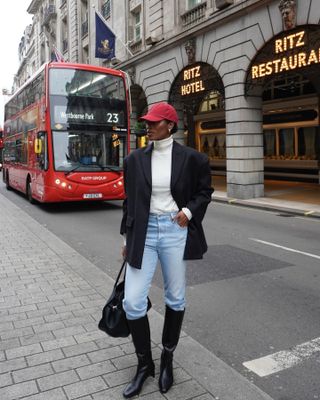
[251, 30, 320, 79]
[181, 65, 205, 96]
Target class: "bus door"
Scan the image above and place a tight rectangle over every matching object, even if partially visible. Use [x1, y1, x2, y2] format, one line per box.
[33, 131, 48, 197]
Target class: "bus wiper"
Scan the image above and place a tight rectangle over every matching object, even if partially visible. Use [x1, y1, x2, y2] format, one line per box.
[96, 162, 120, 173]
[65, 163, 84, 175]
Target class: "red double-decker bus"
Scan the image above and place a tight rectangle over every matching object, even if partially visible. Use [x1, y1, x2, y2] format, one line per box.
[2, 62, 130, 203]
[0, 128, 3, 171]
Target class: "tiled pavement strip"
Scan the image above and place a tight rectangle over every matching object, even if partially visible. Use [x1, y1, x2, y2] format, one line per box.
[0, 192, 274, 400]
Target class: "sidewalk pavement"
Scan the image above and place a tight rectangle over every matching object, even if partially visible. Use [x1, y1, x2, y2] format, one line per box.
[212, 178, 320, 218]
[0, 191, 276, 400]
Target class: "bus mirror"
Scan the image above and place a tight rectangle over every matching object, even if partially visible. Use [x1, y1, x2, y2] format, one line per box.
[34, 138, 42, 154]
[37, 131, 46, 137]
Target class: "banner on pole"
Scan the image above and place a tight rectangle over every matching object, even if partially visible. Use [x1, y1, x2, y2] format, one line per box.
[95, 12, 116, 59]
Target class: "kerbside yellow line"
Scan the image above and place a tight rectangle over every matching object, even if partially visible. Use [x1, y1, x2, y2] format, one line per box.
[249, 238, 320, 260]
[304, 210, 315, 216]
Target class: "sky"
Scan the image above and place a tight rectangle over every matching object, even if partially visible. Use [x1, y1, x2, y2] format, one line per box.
[0, 0, 32, 126]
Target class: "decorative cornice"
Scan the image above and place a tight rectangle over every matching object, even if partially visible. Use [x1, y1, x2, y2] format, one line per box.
[27, 0, 42, 14]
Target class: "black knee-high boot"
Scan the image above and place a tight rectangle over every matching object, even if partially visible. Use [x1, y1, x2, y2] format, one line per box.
[123, 315, 155, 398]
[159, 306, 185, 393]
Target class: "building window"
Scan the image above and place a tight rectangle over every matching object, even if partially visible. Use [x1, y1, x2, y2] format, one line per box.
[102, 0, 111, 19]
[81, 0, 88, 37]
[82, 45, 89, 64]
[199, 90, 224, 112]
[200, 134, 226, 160]
[188, 0, 202, 9]
[134, 11, 142, 41]
[62, 18, 68, 53]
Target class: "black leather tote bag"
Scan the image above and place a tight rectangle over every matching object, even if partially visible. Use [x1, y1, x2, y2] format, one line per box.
[98, 260, 152, 338]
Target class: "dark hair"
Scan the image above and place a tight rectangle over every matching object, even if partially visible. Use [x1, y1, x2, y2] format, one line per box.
[165, 120, 178, 134]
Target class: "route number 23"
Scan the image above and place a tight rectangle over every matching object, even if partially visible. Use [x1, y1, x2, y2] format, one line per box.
[106, 113, 119, 123]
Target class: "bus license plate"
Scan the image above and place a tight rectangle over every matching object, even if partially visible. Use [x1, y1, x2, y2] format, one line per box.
[83, 193, 103, 199]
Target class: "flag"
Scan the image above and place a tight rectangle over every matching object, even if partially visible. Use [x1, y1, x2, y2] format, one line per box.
[52, 46, 65, 62]
[95, 12, 116, 59]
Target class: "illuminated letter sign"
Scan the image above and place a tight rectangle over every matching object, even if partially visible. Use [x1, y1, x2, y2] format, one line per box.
[251, 29, 320, 80]
[181, 65, 205, 96]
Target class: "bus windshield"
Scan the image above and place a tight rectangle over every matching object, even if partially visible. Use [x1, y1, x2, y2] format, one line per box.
[49, 68, 127, 129]
[52, 130, 125, 173]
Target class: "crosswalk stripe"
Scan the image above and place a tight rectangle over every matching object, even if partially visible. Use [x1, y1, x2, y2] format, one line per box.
[243, 337, 320, 377]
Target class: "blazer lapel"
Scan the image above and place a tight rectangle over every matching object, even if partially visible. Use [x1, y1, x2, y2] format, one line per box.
[141, 143, 153, 187]
[171, 141, 186, 189]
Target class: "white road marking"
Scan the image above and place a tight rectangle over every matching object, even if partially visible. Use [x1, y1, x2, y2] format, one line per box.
[249, 238, 320, 260]
[243, 337, 320, 377]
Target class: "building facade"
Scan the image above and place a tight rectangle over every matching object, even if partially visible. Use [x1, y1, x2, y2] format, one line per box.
[18, 0, 320, 198]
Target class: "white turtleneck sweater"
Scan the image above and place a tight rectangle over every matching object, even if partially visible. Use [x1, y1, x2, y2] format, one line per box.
[150, 136, 191, 220]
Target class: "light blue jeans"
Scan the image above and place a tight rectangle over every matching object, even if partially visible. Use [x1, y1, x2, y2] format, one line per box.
[123, 212, 188, 320]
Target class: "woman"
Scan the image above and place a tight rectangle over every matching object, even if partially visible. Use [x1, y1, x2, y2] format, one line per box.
[120, 102, 213, 398]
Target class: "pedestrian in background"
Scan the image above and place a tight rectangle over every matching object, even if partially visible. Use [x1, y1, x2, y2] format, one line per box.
[120, 102, 213, 398]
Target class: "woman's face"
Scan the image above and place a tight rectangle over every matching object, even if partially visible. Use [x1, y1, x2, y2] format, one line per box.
[146, 120, 174, 141]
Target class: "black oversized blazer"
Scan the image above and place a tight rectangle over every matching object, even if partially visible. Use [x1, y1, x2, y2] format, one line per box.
[120, 140, 213, 269]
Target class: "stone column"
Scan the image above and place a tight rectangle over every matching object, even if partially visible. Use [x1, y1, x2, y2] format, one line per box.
[225, 90, 264, 199]
[69, 0, 79, 62]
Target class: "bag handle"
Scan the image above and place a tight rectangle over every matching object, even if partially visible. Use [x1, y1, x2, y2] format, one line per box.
[114, 259, 126, 287]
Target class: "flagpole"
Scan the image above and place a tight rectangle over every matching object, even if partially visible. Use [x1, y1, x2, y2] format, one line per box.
[94, 8, 134, 57]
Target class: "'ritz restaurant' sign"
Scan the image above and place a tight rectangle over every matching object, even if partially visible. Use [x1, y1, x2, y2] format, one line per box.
[251, 29, 320, 79]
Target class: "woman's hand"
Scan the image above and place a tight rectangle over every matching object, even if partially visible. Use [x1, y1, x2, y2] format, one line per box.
[174, 210, 189, 227]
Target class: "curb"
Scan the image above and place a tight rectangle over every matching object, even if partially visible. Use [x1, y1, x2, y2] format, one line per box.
[212, 194, 320, 219]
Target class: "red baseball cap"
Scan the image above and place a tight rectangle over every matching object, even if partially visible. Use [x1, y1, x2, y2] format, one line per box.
[139, 102, 178, 124]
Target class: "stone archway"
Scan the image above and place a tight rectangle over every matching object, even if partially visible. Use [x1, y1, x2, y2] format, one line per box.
[245, 24, 320, 186]
[246, 24, 320, 97]
[169, 62, 224, 148]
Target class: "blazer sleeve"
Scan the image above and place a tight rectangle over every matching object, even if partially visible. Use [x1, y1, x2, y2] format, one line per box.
[185, 155, 213, 222]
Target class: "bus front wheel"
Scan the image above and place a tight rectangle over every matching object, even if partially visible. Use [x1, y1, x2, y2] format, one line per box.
[26, 179, 35, 204]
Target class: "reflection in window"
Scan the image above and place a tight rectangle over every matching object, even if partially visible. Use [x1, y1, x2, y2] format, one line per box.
[298, 127, 319, 160]
[200, 134, 225, 160]
[263, 74, 316, 101]
[199, 90, 224, 112]
[188, 0, 202, 9]
[264, 129, 276, 158]
[53, 130, 126, 172]
[49, 68, 125, 100]
[279, 128, 294, 158]
[15, 134, 28, 164]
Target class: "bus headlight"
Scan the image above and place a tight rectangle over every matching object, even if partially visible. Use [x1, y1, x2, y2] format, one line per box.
[55, 179, 72, 190]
